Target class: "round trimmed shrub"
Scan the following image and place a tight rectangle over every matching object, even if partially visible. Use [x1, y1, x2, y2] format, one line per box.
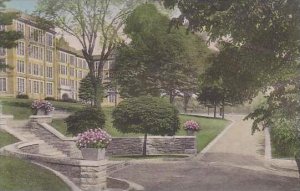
[112, 96, 180, 155]
[65, 107, 105, 135]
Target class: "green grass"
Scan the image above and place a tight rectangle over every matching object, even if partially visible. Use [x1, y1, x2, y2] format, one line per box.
[1, 97, 85, 120]
[0, 131, 71, 191]
[0, 130, 19, 148]
[0, 156, 71, 191]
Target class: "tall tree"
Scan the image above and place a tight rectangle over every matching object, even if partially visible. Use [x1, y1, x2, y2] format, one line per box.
[0, 0, 23, 69]
[114, 4, 210, 103]
[79, 73, 104, 106]
[36, 0, 139, 107]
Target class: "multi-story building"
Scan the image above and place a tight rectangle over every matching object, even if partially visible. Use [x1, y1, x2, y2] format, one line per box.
[0, 10, 118, 106]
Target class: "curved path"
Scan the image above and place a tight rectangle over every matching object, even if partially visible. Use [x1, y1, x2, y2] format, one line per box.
[112, 115, 300, 191]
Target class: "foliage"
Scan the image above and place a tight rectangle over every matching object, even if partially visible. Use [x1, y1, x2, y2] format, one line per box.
[65, 107, 105, 135]
[114, 4, 210, 102]
[45, 97, 56, 101]
[183, 120, 200, 131]
[16, 94, 29, 99]
[76, 128, 112, 149]
[0, 0, 23, 69]
[112, 95, 180, 135]
[36, 0, 140, 107]
[112, 95, 180, 155]
[31, 100, 55, 115]
[79, 73, 104, 105]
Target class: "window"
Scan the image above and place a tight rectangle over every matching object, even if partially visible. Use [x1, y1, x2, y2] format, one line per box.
[28, 63, 31, 74]
[17, 41, 25, 56]
[0, 48, 6, 56]
[40, 65, 44, 76]
[17, 60, 25, 73]
[77, 58, 83, 68]
[33, 64, 39, 75]
[29, 45, 43, 60]
[0, 25, 5, 31]
[16, 21, 25, 35]
[46, 82, 53, 95]
[46, 66, 53, 78]
[83, 60, 87, 69]
[70, 80, 75, 88]
[70, 55, 75, 66]
[60, 52, 67, 63]
[60, 65, 67, 75]
[78, 70, 82, 79]
[0, 78, 6, 91]
[45, 33, 53, 47]
[29, 27, 44, 43]
[108, 92, 116, 103]
[0, 59, 6, 72]
[33, 81, 39, 93]
[46, 49, 53, 63]
[17, 78, 25, 93]
[60, 78, 67, 86]
[70, 68, 75, 77]
[28, 80, 31, 93]
[40, 81, 44, 93]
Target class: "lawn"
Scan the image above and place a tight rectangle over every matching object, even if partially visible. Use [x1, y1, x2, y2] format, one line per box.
[1, 97, 85, 120]
[0, 131, 71, 191]
[51, 112, 229, 152]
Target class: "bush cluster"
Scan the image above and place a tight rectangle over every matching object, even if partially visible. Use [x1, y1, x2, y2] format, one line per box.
[16, 94, 29, 99]
[65, 107, 105, 135]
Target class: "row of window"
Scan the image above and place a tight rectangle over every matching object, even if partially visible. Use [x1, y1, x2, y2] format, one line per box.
[59, 52, 88, 69]
[16, 61, 53, 78]
[16, 21, 54, 47]
[0, 77, 53, 96]
[59, 78, 80, 90]
[16, 42, 53, 62]
[60, 65, 87, 78]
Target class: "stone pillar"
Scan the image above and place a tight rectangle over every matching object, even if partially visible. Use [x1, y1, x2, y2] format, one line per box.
[79, 160, 107, 191]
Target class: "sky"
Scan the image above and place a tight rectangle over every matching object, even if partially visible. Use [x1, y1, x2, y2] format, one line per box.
[5, 0, 38, 13]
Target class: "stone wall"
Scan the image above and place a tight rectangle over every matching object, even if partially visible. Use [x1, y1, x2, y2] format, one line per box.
[107, 136, 197, 156]
[19, 144, 39, 154]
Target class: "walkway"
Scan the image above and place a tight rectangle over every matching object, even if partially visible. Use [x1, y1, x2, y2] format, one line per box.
[111, 115, 300, 191]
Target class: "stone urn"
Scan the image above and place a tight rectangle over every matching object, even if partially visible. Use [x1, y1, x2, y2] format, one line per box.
[81, 148, 106, 160]
[37, 109, 50, 115]
[186, 129, 196, 136]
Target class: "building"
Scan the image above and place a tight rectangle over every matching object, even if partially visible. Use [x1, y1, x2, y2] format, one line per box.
[0, 10, 118, 106]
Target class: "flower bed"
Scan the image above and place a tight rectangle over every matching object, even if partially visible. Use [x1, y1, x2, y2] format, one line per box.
[31, 100, 55, 115]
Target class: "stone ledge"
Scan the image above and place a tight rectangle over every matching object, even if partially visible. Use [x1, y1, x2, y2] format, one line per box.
[30, 115, 53, 123]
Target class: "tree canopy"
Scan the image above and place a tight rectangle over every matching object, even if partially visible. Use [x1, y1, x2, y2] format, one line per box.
[114, 3, 210, 102]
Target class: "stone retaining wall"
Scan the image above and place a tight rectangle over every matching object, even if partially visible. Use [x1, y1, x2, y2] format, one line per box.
[107, 136, 197, 156]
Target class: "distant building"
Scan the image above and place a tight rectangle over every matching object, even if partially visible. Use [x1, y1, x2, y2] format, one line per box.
[0, 10, 118, 106]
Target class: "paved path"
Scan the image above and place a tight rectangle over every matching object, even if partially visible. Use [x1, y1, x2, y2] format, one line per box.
[112, 115, 300, 191]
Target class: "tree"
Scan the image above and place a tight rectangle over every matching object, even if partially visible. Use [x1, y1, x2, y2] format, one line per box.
[79, 73, 104, 106]
[114, 4, 210, 103]
[36, 0, 139, 107]
[0, 0, 23, 69]
[112, 96, 180, 156]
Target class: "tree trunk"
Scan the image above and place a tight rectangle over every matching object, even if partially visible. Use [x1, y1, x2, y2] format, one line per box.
[222, 99, 225, 119]
[214, 105, 217, 118]
[183, 93, 191, 113]
[142, 132, 147, 156]
[169, 90, 175, 104]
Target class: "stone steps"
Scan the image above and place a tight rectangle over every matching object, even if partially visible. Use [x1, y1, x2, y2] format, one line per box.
[9, 121, 67, 158]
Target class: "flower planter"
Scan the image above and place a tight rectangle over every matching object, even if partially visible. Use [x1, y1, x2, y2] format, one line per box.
[81, 148, 106, 160]
[186, 129, 196, 136]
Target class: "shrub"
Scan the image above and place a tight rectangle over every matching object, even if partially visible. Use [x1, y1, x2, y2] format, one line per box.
[16, 94, 29, 99]
[76, 128, 112, 149]
[45, 97, 56, 101]
[65, 107, 105, 135]
[112, 95, 180, 156]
